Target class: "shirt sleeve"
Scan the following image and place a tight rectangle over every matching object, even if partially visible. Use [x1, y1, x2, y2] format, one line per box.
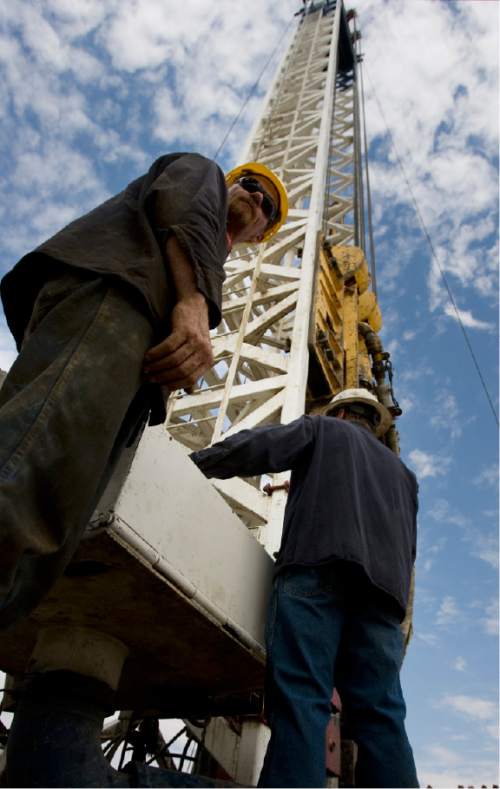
[145, 153, 228, 328]
[190, 416, 315, 478]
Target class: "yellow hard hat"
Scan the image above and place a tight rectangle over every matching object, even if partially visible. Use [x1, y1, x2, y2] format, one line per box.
[225, 162, 288, 242]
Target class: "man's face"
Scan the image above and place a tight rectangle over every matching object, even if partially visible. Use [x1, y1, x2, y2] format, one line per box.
[226, 175, 279, 244]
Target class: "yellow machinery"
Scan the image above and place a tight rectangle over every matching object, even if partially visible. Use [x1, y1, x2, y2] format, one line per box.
[310, 241, 401, 447]
[311, 242, 380, 392]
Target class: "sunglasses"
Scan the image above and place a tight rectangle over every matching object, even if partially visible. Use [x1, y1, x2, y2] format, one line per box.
[237, 177, 278, 224]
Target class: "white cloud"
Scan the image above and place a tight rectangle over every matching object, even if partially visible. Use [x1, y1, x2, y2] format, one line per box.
[415, 631, 438, 648]
[13, 147, 98, 196]
[1, 143, 106, 260]
[400, 364, 435, 383]
[418, 535, 447, 574]
[436, 595, 459, 626]
[430, 391, 462, 440]
[419, 738, 499, 787]
[441, 694, 497, 722]
[93, 0, 297, 160]
[384, 338, 399, 357]
[359, 0, 499, 320]
[427, 498, 469, 528]
[485, 723, 500, 740]
[443, 303, 495, 332]
[474, 464, 499, 488]
[481, 599, 499, 636]
[425, 744, 461, 767]
[408, 449, 451, 479]
[0, 324, 17, 372]
[420, 764, 499, 789]
[100, 3, 194, 73]
[426, 500, 498, 571]
[43, 0, 111, 38]
[0, 352, 14, 374]
[398, 395, 415, 414]
[472, 533, 499, 571]
[453, 656, 467, 672]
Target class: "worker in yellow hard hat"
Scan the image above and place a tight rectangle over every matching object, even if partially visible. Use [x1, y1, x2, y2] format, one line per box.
[0, 150, 289, 786]
[0, 151, 287, 633]
[225, 162, 288, 249]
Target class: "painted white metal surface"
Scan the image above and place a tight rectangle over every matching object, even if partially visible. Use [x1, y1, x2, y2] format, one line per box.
[186, 717, 270, 786]
[233, 720, 271, 786]
[104, 425, 274, 653]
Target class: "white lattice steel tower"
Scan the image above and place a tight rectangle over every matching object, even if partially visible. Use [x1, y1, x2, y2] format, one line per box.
[166, 0, 363, 557]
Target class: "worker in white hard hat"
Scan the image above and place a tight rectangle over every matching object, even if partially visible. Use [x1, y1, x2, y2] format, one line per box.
[0, 152, 287, 629]
[191, 388, 419, 788]
[325, 387, 393, 437]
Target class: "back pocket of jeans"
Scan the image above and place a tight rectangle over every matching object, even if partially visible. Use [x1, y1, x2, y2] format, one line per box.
[282, 567, 334, 598]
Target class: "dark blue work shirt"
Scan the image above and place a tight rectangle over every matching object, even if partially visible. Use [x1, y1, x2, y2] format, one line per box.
[191, 415, 418, 619]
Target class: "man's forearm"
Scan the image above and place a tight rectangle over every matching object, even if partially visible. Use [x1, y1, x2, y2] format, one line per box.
[142, 235, 213, 388]
[166, 234, 205, 305]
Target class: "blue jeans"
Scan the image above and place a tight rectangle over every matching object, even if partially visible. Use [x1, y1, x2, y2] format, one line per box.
[258, 564, 418, 788]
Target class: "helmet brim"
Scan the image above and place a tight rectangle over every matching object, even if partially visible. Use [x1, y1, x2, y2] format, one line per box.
[326, 393, 392, 437]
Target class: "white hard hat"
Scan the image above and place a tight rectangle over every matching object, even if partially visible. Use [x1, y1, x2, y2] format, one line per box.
[326, 388, 392, 437]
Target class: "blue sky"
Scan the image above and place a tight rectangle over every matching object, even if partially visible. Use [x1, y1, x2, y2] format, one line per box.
[0, 0, 498, 785]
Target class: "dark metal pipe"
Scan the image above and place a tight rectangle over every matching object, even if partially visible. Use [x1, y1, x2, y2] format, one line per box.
[358, 322, 402, 455]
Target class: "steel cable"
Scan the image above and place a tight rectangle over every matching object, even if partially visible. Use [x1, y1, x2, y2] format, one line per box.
[365, 71, 498, 427]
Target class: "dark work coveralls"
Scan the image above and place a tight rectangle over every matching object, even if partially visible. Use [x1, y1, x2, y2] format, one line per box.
[191, 415, 419, 788]
[0, 152, 228, 628]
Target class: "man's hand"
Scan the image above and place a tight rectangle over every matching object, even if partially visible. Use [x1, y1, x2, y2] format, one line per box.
[143, 293, 213, 390]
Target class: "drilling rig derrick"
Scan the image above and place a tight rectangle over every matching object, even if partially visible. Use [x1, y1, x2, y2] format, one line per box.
[0, 2, 405, 786]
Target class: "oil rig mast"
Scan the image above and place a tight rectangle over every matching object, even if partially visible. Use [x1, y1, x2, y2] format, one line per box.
[166, 0, 399, 571]
[0, 1, 404, 786]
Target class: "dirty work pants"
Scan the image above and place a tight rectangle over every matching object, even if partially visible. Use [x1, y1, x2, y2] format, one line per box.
[258, 564, 419, 788]
[0, 270, 155, 629]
